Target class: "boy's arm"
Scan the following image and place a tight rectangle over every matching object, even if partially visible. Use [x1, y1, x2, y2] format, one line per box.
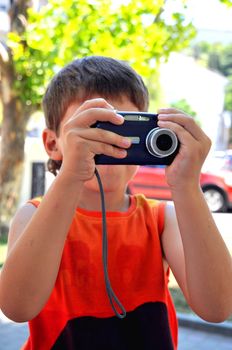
[158, 108, 232, 323]
[0, 99, 131, 322]
[162, 197, 232, 323]
[0, 173, 85, 322]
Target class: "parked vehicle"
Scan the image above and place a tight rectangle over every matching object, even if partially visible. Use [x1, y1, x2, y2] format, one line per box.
[128, 164, 232, 213]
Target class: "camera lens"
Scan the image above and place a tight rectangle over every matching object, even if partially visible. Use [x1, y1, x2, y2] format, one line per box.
[156, 134, 173, 151]
[146, 128, 178, 158]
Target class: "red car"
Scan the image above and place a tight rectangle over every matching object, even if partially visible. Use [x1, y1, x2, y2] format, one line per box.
[128, 165, 232, 212]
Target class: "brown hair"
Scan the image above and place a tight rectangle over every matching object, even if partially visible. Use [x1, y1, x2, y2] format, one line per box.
[42, 56, 149, 175]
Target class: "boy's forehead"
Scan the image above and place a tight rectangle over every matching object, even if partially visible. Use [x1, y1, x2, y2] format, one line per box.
[103, 96, 139, 111]
[63, 95, 139, 122]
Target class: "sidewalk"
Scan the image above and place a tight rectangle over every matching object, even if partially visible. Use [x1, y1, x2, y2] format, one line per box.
[0, 310, 231, 349]
[177, 313, 232, 350]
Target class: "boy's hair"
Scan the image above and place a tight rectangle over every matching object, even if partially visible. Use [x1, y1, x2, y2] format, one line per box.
[42, 56, 149, 175]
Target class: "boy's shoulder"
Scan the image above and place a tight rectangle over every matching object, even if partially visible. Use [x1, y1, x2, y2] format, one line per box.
[134, 193, 166, 210]
[133, 194, 166, 234]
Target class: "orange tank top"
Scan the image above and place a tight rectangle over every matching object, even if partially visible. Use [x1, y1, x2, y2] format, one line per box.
[22, 194, 178, 350]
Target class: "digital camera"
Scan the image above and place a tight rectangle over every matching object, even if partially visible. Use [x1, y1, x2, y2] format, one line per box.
[94, 111, 179, 165]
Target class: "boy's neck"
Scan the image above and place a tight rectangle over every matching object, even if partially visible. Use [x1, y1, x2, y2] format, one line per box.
[78, 190, 130, 213]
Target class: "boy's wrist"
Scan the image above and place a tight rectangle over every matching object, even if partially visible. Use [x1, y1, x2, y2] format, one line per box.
[170, 182, 202, 201]
[56, 169, 86, 189]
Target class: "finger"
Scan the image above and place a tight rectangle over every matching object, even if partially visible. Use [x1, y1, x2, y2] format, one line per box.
[158, 120, 211, 161]
[157, 119, 196, 145]
[64, 108, 124, 129]
[81, 139, 128, 159]
[158, 108, 183, 115]
[72, 127, 132, 149]
[158, 113, 205, 141]
[69, 98, 115, 120]
[95, 142, 128, 159]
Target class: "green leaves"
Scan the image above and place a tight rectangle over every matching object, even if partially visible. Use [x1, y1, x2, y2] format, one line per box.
[219, 0, 232, 6]
[224, 76, 232, 111]
[7, 0, 196, 106]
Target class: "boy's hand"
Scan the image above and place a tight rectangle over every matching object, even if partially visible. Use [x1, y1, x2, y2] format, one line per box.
[157, 108, 211, 193]
[59, 98, 131, 182]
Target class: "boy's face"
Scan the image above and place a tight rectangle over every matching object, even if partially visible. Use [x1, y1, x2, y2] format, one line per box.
[59, 95, 140, 194]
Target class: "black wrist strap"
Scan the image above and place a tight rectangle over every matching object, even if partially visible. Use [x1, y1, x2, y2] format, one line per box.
[94, 168, 126, 319]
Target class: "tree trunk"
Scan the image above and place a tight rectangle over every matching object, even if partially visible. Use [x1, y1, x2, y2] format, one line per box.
[0, 54, 29, 233]
[0, 0, 31, 234]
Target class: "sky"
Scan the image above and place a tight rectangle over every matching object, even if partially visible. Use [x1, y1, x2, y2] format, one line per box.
[185, 0, 232, 31]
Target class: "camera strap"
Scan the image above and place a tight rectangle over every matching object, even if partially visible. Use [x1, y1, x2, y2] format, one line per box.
[94, 168, 126, 319]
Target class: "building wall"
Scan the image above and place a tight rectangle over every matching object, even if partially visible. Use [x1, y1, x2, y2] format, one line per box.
[160, 53, 228, 150]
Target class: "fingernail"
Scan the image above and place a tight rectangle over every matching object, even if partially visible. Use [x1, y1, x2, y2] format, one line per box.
[117, 149, 127, 157]
[115, 113, 124, 121]
[157, 120, 167, 126]
[122, 138, 131, 147]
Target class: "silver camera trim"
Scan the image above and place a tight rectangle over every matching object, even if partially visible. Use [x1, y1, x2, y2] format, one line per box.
[146, 127, 178, 158]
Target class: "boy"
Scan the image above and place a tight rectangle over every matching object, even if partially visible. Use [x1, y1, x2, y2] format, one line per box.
[0, 56, 231, 350]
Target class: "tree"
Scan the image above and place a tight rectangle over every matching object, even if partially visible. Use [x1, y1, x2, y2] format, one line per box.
[0, 0, 33, 233]
[225, 76, 232, 112]
[170, 99, 201, 126]
[219, 0, 232, 5]
[0, 0, 197, 231]
[190, 42, 232, 108]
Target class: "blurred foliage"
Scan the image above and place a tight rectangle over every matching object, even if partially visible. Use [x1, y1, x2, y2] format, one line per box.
[219, 0, 232, 5]
[170, 99, 197, 117]
[225, 76, 232, 111]
[191, 42, 232, 112]
[0, 233, 8, 269]
[7, 0, 196, 108]
[169, 287, 192, 314]
[170, 99, 201, 126]
[192, 42, 232, 76]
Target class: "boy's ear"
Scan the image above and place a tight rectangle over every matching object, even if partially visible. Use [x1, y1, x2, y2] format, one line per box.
[42, 128, 62, 161]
